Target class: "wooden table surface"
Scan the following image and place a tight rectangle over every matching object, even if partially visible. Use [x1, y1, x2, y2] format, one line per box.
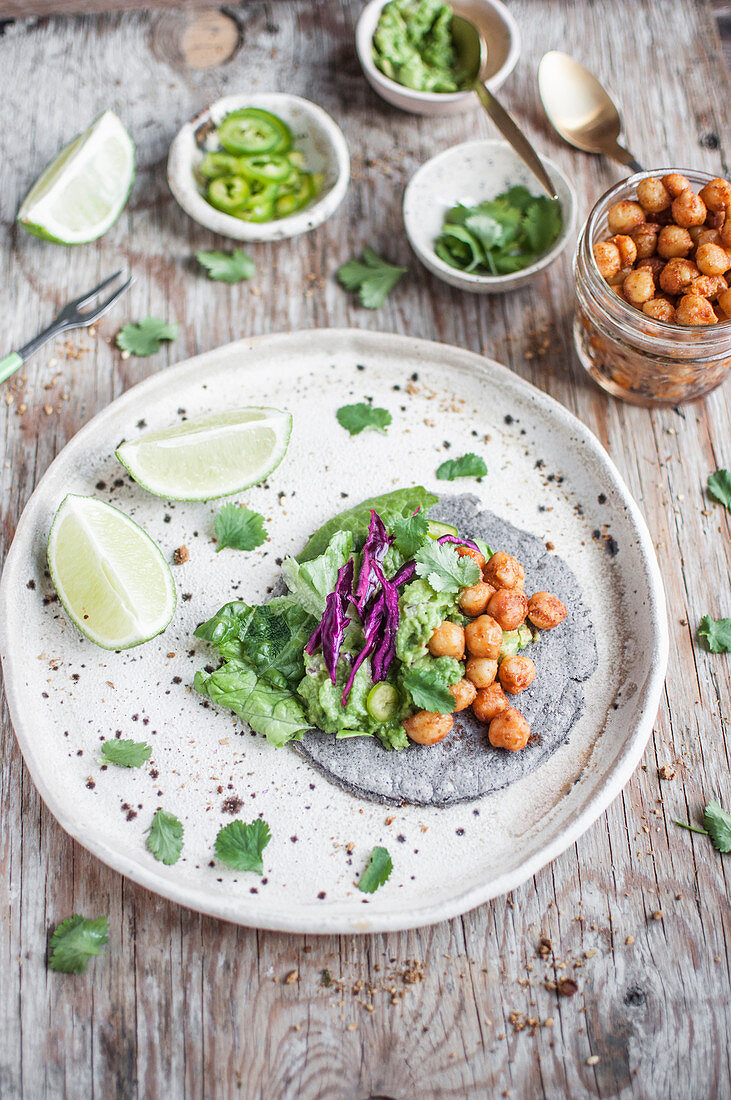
[1, 2, 730, 1097]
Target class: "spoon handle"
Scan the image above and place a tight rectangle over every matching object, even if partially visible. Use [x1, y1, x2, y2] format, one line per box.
[606, 141, 645, 175]
[472, 81, 558, 200]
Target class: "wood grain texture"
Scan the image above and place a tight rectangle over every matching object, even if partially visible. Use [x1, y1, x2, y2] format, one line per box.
[0, 2, 730, 1098]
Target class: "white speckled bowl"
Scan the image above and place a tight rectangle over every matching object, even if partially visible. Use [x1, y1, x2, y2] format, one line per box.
[356, 0, 520, 116]
[167, 93, 350, 242]
[403, 140, 577, 294]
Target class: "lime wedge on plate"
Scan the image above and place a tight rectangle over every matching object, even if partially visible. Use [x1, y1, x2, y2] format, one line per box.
[115, 407, 292, 501]
[47, 495, 175, 650]
[18, 111, 135, 244]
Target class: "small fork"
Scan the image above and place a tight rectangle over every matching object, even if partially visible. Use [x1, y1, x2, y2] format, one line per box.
[0, 270, 133, 385]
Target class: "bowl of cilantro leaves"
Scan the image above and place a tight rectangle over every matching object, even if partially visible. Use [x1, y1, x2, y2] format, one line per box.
[403, 140, 577, 293]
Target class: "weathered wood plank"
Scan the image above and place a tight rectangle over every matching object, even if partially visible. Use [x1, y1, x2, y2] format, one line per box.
[0, 1, 729, 1098]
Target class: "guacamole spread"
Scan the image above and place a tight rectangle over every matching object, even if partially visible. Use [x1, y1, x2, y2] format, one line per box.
[372, 0, 465, 93]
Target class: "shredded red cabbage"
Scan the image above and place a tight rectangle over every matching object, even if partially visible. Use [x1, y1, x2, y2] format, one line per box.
[437, 533, 481, 553]
[353, 510, 393, 613]
[370, 563, 400, 682]
[305, 558, 354, 684]
[391, 560, 416, 587]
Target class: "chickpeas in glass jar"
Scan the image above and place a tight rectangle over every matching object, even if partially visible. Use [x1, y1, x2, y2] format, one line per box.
[574, 170, 731, 406]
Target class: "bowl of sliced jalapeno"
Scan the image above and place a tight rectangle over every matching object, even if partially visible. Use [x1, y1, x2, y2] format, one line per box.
[168, 93, 350, 242]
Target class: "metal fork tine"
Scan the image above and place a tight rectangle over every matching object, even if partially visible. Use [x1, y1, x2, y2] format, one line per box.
[64, 269, 124, 315]
[79, 275, 134, 324]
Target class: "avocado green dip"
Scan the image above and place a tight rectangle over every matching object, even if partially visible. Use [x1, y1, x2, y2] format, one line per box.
[372, 0, 465, 93]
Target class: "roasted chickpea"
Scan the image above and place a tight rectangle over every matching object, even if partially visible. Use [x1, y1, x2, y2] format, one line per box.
[458, 581, 494, 618]
[464, 614, 503, 659]
[482, 551, 525, 590]
[623, 268, 655, 307]
[695, 242, 731, 277]
[472, 683, 508, 723]
[659, 257, 699, 295]
[675, 294, 718, 326]
[671, 189, 707, 228]
[699, 178, 731, 213]
[486, 588, 528, 631]
[402, 710, 453, 746]
[636, 177, 672, 213]
[630, 222, 661, 259]
[488, 707, 531, 752]
[455, 544, 486, 568]
[720, 217, 731, 249]
[609, 234, 637, 268]
[691, 274, 728, 300]
[662, 173, 692, 198]
[690, 227, 720, 248]
[657, 224, 693, 259]
[593, 240, 621, 280]
[527, 591, 567, 630]
[427, 620, 465, 660]
[464, 656, 498, 689]
[607, 200, 645, 235]
[498, 654, 536, 695]
[449, 678, 477, 713]
[642, 298, 677, 322]
[717, 287, 731, 318]
[636, 255, 666, 279]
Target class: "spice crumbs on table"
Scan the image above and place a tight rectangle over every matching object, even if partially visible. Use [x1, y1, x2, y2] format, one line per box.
[587, 1055, 600, 1066]
[652, 910, 664, 920]
[626, 935, 635, 945]
[173, 546, 190, 565]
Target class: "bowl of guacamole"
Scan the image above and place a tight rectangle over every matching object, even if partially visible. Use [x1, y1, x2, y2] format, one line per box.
[355, 0, 521, 115]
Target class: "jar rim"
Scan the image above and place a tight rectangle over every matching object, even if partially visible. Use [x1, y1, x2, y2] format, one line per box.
[578, 168, 731, 341]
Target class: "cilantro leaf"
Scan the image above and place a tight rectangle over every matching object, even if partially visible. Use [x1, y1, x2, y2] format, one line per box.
[336, 403, 392, 436]
[101, 739, 151, 768]
[401, 665, 455, 714]
[414, 540, 480, 592]
[337, 247, 407, 309]
[522, 197, 563, 254]
[703, 801, 731, 852]
[389, 510, 430, 557]
[214, 504, 267, 552]
[699, 615, 731, 653]
[214, 818, 271, 873]
[145, 809, 184, 865]
[196, 248, 256, 284]
[48, 915, 109, 974]
[436, 453, 487, 481]
[116, 317, 178, 357]
[708, 469, 731, 511]
[358, 846, 393, 893]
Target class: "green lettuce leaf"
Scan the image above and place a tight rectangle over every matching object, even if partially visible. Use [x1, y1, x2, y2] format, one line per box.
[281, 530, 354, 616]
[194, 660, 311, 747]
[297, 486, 438, 563]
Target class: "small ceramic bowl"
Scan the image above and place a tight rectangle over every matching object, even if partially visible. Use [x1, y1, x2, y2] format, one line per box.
[403, 140, 577, 294]
[355, 0, 520, 116]
[167, 93, 350, 242]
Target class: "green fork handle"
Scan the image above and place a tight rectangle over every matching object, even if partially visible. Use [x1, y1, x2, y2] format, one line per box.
[0, 352, 23, 384]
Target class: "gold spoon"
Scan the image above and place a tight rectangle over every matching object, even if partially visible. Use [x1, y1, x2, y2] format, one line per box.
[538, 51, 644, 173]
[451, 14, 558, 200]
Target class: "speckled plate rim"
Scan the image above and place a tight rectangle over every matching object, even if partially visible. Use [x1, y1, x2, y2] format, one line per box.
[0, 329, 669, 934]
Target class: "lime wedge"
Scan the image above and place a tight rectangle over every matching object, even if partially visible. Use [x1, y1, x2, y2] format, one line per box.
[18, 111, 135, 244]
[47, 495, 175, 650]
[115, 407, 293, 501]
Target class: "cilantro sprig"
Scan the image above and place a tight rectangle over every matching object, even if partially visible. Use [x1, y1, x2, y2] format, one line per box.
[401, 665, 455, 714]
[196, 249, 256, 284]
[215, 818, 271, 873]
[101, 739, 151, 768]
[699, 615, 731, 653]
[358, 846, 393, 893]
[707, 468, 731, 511]
[336, 403, 392, 436]
[337, 247, 407, 309]
[214, 504, 267, 552]
[146, 809, 184, 865]
[48, 915, 109, 974]
[116, 317, 178, 357]
[675, 800, 731, 853]
[389, 510, 430, 557]
[436, 453, 487, 481]
[414, 539, 480, 593]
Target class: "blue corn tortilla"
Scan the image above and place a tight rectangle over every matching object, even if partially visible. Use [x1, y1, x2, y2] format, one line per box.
[294, 494, 598, 807]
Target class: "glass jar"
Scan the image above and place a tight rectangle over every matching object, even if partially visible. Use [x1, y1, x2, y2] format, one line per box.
[574, 169, 731, 406]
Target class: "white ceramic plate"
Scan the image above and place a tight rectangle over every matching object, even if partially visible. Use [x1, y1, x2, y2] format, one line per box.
[0, 330, 667, 934]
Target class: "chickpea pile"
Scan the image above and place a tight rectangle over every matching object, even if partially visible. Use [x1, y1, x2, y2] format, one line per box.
[592, 175, 731, 326]
[401, 547, 568, 752]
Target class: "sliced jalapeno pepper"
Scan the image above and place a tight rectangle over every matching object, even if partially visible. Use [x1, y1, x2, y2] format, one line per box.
[198, 153, 244, 180]
[218, 108, 293, 155]
[235, 197, 276, 223]
[206, 176, 250, 214]
[239, 153, 293, 183]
